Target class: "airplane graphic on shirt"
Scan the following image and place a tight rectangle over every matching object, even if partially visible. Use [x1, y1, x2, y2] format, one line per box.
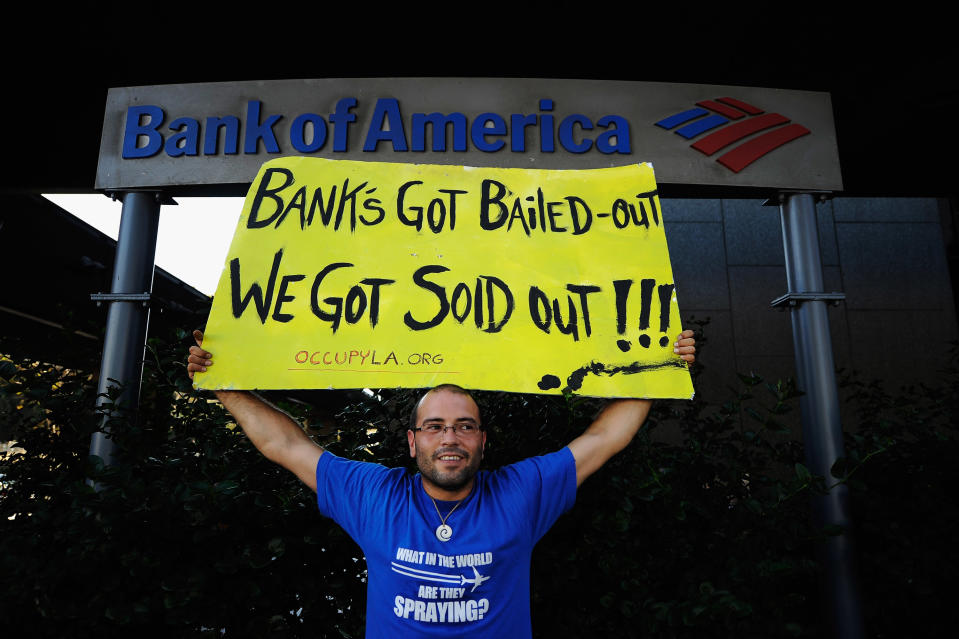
[390, 562, 491, 592]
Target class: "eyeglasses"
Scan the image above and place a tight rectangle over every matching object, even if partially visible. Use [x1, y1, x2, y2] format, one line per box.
[412, 423, 482, 436]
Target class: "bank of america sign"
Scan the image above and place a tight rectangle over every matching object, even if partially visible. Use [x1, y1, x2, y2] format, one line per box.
[97, 79, 841, 193]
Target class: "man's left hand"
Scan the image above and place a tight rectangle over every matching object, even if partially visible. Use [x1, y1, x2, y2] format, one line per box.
[674, 329, 696, 363]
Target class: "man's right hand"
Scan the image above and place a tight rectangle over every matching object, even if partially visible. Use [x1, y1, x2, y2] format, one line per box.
[187, 330, 212, 380]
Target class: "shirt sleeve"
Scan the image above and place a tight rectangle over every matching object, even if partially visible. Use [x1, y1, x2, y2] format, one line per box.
[314, 451, 407, 543]
[490, 447, 577, 544]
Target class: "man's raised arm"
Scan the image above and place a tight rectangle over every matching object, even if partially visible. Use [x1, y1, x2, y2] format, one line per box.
[566, 329, 696, 487]
[188, 330, 323, 492]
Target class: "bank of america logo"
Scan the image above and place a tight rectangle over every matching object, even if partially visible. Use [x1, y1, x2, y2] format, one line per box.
[654, 97, 810, 173]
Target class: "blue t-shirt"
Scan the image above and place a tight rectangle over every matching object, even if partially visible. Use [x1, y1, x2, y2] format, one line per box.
[315, 448, 577, 638]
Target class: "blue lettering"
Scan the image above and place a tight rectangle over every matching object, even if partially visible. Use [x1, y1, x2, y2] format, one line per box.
[471, 113, 507, 152]
[411, 112, 467, 151]
[558, 114, 592, 153]
[330, 97, 357, 152]
[203, 116, 239, 155]
[364, 98, 407, 151]
[596, 115, 631, 154]
[290, 113, 328, 153]
[165, 117, 200, 157]
[510, 113, 537, 152]
[243, 100, 282, 154]
[539, 99, 555, 153]
[121, 105, 164, 159]
[117, 97, 631, 159]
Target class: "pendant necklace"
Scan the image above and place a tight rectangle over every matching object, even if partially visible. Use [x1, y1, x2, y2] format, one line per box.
[429, 495, 463, 542]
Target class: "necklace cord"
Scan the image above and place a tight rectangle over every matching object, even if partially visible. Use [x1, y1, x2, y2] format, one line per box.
[429, 495, 463, 526]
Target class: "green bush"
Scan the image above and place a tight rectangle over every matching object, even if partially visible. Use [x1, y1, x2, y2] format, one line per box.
[1, 328, 956, 638]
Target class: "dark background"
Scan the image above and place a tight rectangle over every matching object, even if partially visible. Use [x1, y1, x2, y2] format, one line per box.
[3, 9, 956, 198]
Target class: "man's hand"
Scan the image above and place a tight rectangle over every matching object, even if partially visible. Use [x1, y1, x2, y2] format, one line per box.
[187, 330, 212, 380]
[567, 329, 696, 486]
[184, 329, 323, 491]
[674, 328, 696, 363]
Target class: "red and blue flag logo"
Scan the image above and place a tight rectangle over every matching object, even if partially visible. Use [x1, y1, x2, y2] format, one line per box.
[654, 97, 810, 173]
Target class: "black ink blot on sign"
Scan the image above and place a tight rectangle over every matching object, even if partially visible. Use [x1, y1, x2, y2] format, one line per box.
[537, 374, 561, 390]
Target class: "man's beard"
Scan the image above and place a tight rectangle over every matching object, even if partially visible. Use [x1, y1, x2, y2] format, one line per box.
[416, 446, 481, 491]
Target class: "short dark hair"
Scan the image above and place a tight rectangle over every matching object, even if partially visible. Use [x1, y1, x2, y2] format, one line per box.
[408, 384, 482, 431]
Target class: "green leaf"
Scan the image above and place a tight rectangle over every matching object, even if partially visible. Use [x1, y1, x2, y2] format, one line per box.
[737, 372, 762, 386]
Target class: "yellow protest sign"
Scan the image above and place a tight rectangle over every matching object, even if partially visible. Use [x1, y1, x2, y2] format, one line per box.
[195, 157, 692, 398]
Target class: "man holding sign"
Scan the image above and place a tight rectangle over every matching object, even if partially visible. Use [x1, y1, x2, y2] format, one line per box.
[188, 331, 695, 637]
[190, 157, 697, 636]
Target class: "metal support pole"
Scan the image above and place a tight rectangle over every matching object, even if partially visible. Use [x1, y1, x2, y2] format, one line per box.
[89, 191, 161, 467]
[779, 192, 862, 639]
